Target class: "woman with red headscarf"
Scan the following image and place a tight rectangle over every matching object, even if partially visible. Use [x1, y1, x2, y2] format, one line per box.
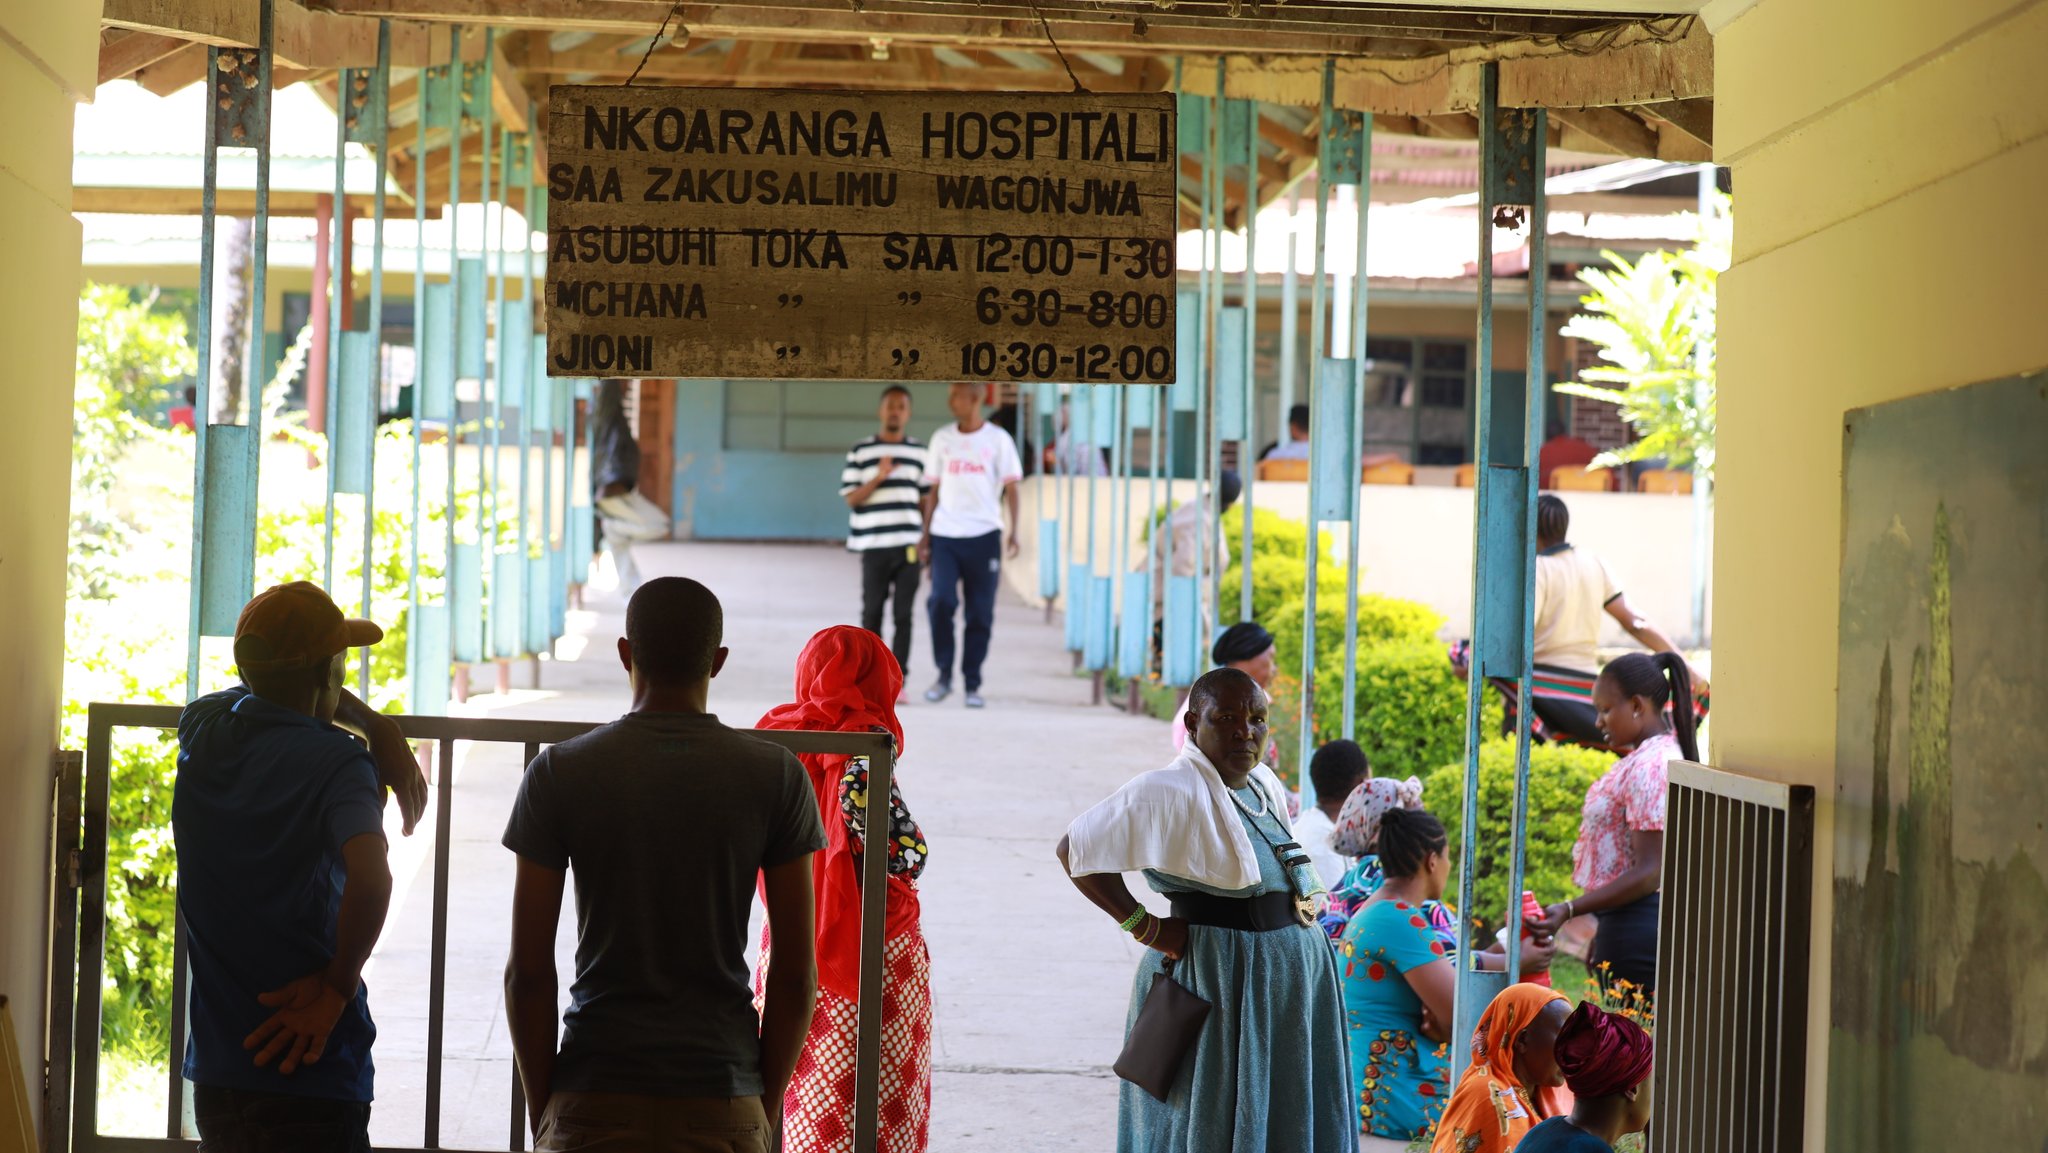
[1430, 983, 1571, 1153]
[755, 626, 933, 1153]
[1514, 1003, 1654, 1152]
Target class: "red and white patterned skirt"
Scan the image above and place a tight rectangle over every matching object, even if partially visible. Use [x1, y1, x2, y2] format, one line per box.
[754, 928, 933, 1153]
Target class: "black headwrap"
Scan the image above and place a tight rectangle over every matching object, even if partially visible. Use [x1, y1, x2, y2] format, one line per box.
[1211, 621, 1274, 665]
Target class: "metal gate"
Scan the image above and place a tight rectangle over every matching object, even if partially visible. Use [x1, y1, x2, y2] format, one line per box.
[1653, 760, 1815, 1152]
[47, 703, 895, 1153]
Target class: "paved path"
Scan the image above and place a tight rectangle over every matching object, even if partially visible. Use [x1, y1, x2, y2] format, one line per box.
[361, 541, 1169, 1150]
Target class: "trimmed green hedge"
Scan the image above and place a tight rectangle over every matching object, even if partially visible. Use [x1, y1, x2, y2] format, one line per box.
[1422, 738, 1614, 935]
[1346, 640, 1472, 781]
[1270, 591, 1445, 689]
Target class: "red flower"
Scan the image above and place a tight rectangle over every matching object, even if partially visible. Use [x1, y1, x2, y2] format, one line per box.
[1430, 941, 1446, 956]
[1419, 1083, 1438, 1097]
[1368, 962, 1387, 982]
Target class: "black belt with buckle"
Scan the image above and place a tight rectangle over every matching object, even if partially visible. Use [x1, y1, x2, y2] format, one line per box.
[1165, 891, 1302, 933]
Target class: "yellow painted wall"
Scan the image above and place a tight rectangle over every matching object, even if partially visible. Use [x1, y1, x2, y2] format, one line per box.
[0, 0, 105, 1135]
[1711, 0, 2048, 1144]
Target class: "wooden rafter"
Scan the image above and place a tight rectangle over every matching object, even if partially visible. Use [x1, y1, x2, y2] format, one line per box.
[102, 0, 452, 68]
[327, 0, 1406, 57]
[1638, 97, 1712, 147]
[511, 35, 1157, 92]
[1186, 18, 1709, 118]
[132, 42, 210, 95]
[323, 0, 1640, 43]
[99, 29, 190, 84]
[1552, 106, 1657, 157]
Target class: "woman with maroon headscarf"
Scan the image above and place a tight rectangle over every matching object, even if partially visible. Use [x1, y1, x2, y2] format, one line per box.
[755, 626, 933, 1153]
[1514, 1003, 1654, 1152]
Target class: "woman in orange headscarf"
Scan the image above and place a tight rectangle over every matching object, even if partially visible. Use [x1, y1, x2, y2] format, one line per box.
[1430, 983, 1572, 1153]
[755, 626, 933, 1153]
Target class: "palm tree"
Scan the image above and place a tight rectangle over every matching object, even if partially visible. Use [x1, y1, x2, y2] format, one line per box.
[1553, 201, 1726, 483]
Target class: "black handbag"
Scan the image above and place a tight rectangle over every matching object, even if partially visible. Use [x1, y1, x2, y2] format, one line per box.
[1112, 959, 1212, 1101]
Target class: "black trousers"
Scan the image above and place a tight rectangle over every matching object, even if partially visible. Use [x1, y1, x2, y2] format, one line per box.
[927, 530, 1002, 691]
[1590, 890, 1661, 995]
[860, 544, 920, 674]
[193, 1084, 371, 1153]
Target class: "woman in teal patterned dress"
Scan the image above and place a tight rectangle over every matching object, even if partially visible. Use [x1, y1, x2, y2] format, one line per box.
[1058, 669, 1356, 1153]
[1339, 807, 1457, 1141]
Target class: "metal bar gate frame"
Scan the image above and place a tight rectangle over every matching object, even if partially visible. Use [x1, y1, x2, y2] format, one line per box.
[48, 704, 898, 1153]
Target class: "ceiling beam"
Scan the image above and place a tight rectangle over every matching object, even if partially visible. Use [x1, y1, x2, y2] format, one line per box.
[1178, 155, 1248, 216]
[1416, 113, 1480, 140]
[332, 0, 1401, 56]
[487, 34, 532, 132]
[1638, 97, 1712, 148]
[99, 29, 191, 84]
[1552, 105, 1657, 157]
[321, 0, 1625, 42]
[133, 41, 210, 95]
[102, 0, 453, 67]
[516, 38, 1148, 91]
[1192, 17, 1709, 117]
[1255, 115, 1317, 162]
[1652, 123, 1712, 163]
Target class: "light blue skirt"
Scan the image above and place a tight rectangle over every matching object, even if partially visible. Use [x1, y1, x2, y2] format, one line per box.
[1117, 912, 1358, 1152]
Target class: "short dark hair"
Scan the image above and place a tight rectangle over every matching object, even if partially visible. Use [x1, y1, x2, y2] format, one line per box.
[1309, 739, 1369, 801]
[1376, 807, 1448, 878]
[1288, 403, 1311, 430]
[880, 385, 911, 402]
[625, 577, 724, 683]
[1188, 666, 1262, 718]
[1217, 468, 1243, 511]
[1537, 494, 1570, 543]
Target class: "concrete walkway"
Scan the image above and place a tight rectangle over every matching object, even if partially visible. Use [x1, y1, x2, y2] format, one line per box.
[359, 541, 1171, 1151]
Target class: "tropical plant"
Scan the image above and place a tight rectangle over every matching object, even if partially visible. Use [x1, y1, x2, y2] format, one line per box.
[71, 286, 197, 600]
[1553, 199, 1728, 482]
[64, 284, 453, 1063]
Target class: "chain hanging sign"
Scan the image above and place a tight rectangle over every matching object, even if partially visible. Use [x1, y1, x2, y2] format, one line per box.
[544, 86, 1178, 383]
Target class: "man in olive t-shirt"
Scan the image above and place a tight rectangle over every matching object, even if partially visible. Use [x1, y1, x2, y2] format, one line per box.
[503, 577, 826, 1152]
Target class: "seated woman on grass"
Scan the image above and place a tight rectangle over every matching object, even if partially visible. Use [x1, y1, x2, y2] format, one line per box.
[1515, 1003, 1654, 1152]
[1338, 807, 1457, 1141]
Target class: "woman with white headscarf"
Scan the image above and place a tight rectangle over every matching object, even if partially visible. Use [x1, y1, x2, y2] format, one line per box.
[1317, 776, 1428, 939]
[1057, 668, 1354, 1153]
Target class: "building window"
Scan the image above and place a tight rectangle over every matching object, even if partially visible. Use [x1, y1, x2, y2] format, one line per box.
[722, 381, 961, 453]
[1362, 336, 1473, 465]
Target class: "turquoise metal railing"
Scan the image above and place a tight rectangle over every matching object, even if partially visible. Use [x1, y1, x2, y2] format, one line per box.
[1452, 61, 1550, 1074]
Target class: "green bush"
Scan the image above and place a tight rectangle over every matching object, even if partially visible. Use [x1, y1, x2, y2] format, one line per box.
[1422, 738, 1613, 935]
[1244, 507, 1308, 561]
[1270, 590, 1443, 683]
[1222, 553, 1345, 638]
[1348, 640, 1471, 781]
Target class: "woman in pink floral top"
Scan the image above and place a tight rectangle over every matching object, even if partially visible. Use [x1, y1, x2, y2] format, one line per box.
[1524, 652, 1699, 995]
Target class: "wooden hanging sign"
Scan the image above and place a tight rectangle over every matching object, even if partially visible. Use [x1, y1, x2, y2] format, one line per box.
[543, 85, 1177, 383]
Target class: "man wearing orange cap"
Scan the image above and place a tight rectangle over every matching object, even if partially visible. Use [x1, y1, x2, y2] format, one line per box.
[173, 581, 427, 1151]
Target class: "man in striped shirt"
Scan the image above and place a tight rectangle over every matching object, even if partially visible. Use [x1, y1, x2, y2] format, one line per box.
[841, 385, 930, 674]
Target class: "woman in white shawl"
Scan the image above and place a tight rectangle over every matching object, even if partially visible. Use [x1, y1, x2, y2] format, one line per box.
[1056, 668, 1356, 1152]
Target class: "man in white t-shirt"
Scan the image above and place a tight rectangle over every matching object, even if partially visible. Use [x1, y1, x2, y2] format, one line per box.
[918, 382, 1023, 709]
[1294, 739, 1369, 890]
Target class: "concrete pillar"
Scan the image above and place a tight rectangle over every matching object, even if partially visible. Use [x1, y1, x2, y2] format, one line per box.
[0, 2, 106, 1135]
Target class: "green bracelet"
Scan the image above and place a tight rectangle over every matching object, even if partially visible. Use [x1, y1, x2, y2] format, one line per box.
[1118, 907, 1149, 934]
